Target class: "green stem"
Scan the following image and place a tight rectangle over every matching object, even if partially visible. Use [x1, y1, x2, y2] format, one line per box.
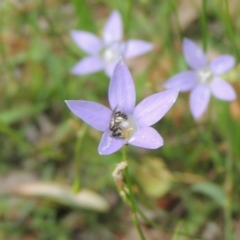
[207, 101, 223, 170]
[224, 106, 233, 240]
[124, 0, 132, 39]
[122, 147, 146, 240]
[222, 0, 240, 61]
[137, 206, 204, 240]
[122, 0, 132, 61]
[170, 0, 182, 41]
[201, 0, 207, 51]
[72, 124, 88, 193]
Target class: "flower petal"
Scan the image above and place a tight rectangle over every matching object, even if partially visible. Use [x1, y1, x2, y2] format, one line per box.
[133, 89, 179, 127]
[123, 40, 153, 59]
[71, 56, 104, 75]
[65, 100, 111, 132]
[104, 60, 119, 77]
[108, 60, 136, 113]
[190, 84, 211, 119]
[210, 55, 235, 75]
[98, 132, 126, 155]
[103, 10, 123, 45]
[183, 38, 207, 70]
[164, 70, 197, 92]
[128, 127, 163, 149]
[70, 30, 103, 55]
[210, 77, 236, 101]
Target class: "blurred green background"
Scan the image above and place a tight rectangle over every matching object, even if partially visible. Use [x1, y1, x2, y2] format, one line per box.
[1, 0, 240, 239]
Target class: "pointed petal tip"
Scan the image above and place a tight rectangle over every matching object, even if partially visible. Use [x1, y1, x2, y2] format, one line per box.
[70, 67, 83, 76]
[65, 100, 75, 107]
[112, 58, 128, 78]
[69, 30, 77, 38]
[183, 37, 190, 42]
[164, 71, 197, 92]
[98, 132, 125, 155]
[70, 30, 77, 36]
[128, 127, 164, 149]
[165, 88, 179, 102]
[210, 78, 237, 101]
[230, 90, 237, 100]
[70, 56, 104, 75]
[98, 150, 104, 155]
[183, 37, 192, 45]
[64, 101, 111, 132]
[116, 57, 125, 66]
[182, 37, 207, 69]
[192, 114, 200, 120]
[103, 9, 123, 44]
[210, 55, 236, 75]
[192, 110, 204, 120]
[190, 85, 211, 120]
[111, 9, 121, 16]
[109, 58, 136, 113]
[123, 40, 153, 59]
[133, 89, 179, 127]
[65, 100, 72, 107]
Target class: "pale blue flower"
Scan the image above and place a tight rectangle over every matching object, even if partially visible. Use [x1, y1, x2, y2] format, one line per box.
[70, 10, 153, 77]
[164, 38, 236, 119]
[66, 60, 178, 155]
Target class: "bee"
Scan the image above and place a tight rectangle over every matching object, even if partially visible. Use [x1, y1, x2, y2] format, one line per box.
[109, 108, 129, 138]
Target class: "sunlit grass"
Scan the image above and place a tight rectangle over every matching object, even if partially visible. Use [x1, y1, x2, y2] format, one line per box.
[0, 0, 240, 239]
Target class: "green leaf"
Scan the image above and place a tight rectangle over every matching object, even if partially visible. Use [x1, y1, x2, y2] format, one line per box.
[71, 0, 95, 31]
[190, 182, 226, 207]
[0, 103, 46, 125]
[14, 182, 110, 212]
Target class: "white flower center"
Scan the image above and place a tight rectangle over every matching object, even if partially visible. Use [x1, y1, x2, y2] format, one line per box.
[197, 68, 214, 85]
[101, 43, 121, 64]
[102, 48, 118, 63]
[109, 108, 138, 141]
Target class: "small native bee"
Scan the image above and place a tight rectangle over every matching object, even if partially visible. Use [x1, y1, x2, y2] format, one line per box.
[109, 108, 129, 138]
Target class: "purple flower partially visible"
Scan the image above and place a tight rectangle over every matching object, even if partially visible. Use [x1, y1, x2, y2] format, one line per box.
[164, 38, 236, 119]
[70, 10, 153, 77]
[65, 60, 178, 155]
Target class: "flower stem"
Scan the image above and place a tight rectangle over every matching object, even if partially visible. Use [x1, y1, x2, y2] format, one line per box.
[123, 0, 132, 60]
[124, 0, 132, 39]
[170, 0, 182, 41]
[137, 206, 204, 240]
[224, 107, 234, 240]
[222, 0, 240, 61]
[72, 124, 88, 193]
[122, 147, 146, 240]
[200, 0, 208, 51]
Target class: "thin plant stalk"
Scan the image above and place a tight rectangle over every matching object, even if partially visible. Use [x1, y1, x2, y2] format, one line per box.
[221, 0, 236, 238]
[170, 0, 182, 41]
[123, 0, 132, 60]
[200, 0, 208, 51]
[224, 106, 234, 240]
[72, 124, 88, 193]
[125, 0, 132, 39]
[222, 0, 240, 61]
[136, 203, 204, 240]
[122, 146, 146, 240]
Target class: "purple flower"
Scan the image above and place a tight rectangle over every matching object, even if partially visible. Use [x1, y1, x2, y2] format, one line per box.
[65, 60, 178, 155]
[164, 38, 236, 119]
[70, 10, 153, 77]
